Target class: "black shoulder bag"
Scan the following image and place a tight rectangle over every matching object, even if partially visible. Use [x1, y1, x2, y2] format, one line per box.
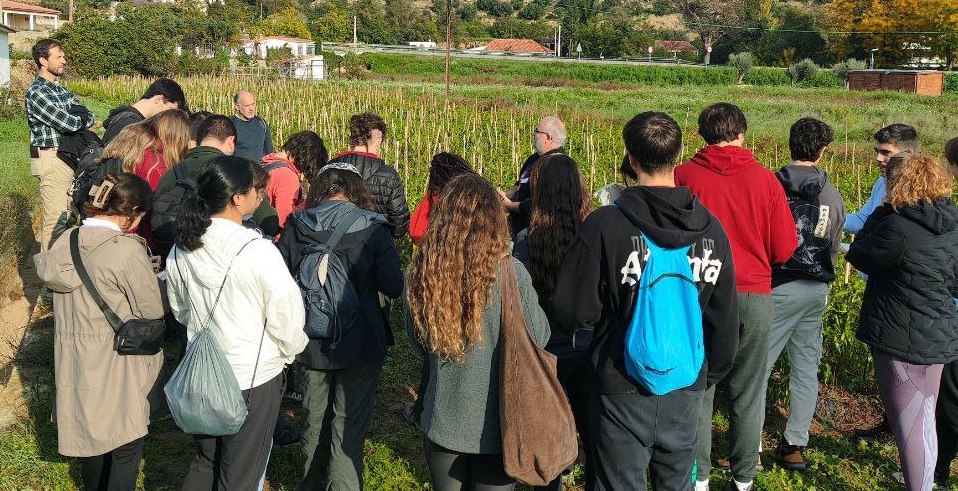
[70, 228, 166, 355]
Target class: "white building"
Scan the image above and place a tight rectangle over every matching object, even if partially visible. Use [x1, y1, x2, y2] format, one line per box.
[1, 0, 59, 31]
[0, 24, 14, 85]
[284, 55, 325, 80]
[408, 41, 436, 49]
[241, 36, 315, 60]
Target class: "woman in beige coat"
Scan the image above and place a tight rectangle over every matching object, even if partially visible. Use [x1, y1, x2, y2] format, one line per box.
[34, 172, 166, 490]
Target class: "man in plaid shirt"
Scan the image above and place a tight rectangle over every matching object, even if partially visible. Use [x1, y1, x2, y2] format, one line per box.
[25, 38, 94, 251]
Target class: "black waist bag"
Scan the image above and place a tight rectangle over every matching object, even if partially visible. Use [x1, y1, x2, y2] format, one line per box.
[70, 228, 166, 355]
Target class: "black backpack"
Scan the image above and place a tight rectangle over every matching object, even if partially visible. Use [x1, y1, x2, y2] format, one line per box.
[776, 175, 835, 283]
[69, 156, 122, 217]
[152, 165, 196, 258]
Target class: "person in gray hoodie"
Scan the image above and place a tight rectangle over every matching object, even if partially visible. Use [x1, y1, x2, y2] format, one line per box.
[761, 118, 845, 471]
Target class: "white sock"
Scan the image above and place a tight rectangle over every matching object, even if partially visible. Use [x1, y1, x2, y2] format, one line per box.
[735, 479, 754, 491]
[694, 479, 710, 491]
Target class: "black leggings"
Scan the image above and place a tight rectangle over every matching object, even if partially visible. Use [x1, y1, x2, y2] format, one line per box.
[81, 437, 144, 491]
[423, 438, 515, 491]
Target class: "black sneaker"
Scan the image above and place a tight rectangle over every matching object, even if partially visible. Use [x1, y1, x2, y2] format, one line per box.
[273, 422, 301, 447]
[853, 417, 891, 442]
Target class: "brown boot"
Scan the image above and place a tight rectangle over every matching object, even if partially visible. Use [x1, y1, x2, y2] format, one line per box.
[772, 441, 807, 471]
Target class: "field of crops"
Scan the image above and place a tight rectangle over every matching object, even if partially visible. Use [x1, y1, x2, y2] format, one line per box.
[13, 75, 952, 489]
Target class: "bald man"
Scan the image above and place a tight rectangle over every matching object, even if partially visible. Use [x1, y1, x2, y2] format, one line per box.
[230, 90, 274, 163]
[500, 115, 567, 236]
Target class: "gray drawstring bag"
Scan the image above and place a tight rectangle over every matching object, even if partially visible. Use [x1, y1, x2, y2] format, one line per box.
[164, 239, 265, 436]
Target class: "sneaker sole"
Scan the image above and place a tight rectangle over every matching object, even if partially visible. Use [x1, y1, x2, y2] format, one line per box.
[775, 460, 807, 471]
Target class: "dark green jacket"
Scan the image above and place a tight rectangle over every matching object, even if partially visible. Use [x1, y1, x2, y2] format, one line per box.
[155, 146, 279, 236]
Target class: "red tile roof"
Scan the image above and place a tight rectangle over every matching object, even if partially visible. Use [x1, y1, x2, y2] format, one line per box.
[656, 40, 698, 52]
[484, 38, 550, 53]
[2, 0, 60, 15]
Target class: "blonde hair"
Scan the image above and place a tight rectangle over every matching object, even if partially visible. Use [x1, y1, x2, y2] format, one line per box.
[149, 109, 190, 172]
[886, 152, 954, 211]
[406, 174, 509, 362]
[100, 122, 155, 173]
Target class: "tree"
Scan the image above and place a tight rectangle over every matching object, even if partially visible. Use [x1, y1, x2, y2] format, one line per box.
[490, 17, 553, 40]
[387, 0, 439, 43]
[253, 7, 312, 39]
[677, 0, 747, 65]
[727, 51, 754, 84]
[754, 4, 828, 66]
[310, 3, 352, 42]
[787, 58, 819, 86]
[832, 58, 867, 88]
[555, 0, 600, 56]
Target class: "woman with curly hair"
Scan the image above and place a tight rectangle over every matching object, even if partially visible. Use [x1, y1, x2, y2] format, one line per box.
[406, 173, 551, 491]
[409, 152, 476, 244]
[847, 152, 958, 491]
[260, 130, 329, 228]
[511, 153, 593, 490]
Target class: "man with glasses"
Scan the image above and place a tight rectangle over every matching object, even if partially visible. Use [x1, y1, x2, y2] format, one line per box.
[500, 115, 567, 237]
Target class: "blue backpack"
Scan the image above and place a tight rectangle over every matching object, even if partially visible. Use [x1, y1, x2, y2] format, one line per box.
[623, 230, 705, 395]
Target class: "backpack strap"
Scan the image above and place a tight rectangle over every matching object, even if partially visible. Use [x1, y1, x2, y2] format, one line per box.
[70, 228, 124, 333]
[172, 163, 188, 182]
[324, 207, 365, 251]
[262, 161, 288, 173]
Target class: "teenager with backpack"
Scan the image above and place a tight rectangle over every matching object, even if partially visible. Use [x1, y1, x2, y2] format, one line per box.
[166, 156, 308, 490]
[260, 130, 328, 229]
[760, 118, 846, 471]
[406, 173, 551, 491]
[846, 152, 958, 491]
[553, 112, 739, 490]
[409, 152, 476, 244]
[511, 153, 594, 490]
[102, 78, 188, 145]
[277, 162, 403, 490]
[34, 173, 165, 490]
[675, 103, 797, 491]
[325, 112, 410, 238]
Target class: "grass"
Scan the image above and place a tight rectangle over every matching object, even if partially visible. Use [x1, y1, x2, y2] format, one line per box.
[4, 76, 958, 489]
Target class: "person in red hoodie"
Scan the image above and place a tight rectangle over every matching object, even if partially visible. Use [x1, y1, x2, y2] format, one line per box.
[260, 130, 328, 229]
[675, 103, 797, 491]
[409, 152, 476, 244]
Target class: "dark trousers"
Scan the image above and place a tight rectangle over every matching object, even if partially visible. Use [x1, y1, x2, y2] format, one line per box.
[535, 346, 593, 491]
[181, 372, 284, 491]
[591, 388, 704, 491]
[423, 438, 516, 491]
[81, 437, 144, 491]
[301, 362, 382, 490]
[936, 360, 958, 483]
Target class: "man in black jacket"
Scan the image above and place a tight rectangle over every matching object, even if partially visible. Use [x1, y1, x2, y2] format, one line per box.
[102, 78, 187, 145]
[554, 112, 739, 490]
[326, 112, 409, 238]
[500, 115, 566, 237]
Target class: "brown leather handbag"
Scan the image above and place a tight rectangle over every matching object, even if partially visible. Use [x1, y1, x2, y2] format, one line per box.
[498, 257, 578, 486]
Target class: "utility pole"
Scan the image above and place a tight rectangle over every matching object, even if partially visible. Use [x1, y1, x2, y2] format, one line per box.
[353, 16, 358, 48]
[68, 0, 73, 22]
[556, 24, 561, 57]
[445, 0, 451, 102]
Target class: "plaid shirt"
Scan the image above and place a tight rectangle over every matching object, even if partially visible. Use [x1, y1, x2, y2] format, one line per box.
[25, 76, 93, 148]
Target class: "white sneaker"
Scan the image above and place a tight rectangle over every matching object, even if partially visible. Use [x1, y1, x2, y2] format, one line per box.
[694, 479, 710, 491]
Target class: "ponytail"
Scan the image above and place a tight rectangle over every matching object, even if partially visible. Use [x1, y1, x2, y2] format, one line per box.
[173, 156, 255, 252]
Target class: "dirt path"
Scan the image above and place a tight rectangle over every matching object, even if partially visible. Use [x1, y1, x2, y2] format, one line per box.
[0, 241, 44, 429]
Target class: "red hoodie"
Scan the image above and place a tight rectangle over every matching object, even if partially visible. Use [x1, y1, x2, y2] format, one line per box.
[261, 153, 304, 228]
[675, 144, 797, 294]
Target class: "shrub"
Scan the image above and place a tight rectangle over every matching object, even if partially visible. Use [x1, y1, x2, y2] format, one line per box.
[832, 58, 867, 89]
[727, 52, 754, 84]
[787, 58, 819, 86]
[947, 73, 958, 93]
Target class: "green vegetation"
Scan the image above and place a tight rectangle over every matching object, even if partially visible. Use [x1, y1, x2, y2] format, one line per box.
[5, 76, 958, 488]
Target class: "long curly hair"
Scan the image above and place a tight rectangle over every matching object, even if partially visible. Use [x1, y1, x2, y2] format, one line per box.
[406, 173, 509, 362]
[527, 154, 593, 310]
[886, 152, 954, 211]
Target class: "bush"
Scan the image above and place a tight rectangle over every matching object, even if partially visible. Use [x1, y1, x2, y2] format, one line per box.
[947, 73, 958, 93]
[787, 58, 819, 86]
[832, 58, 867, 89]
[727, 52, 754, 84]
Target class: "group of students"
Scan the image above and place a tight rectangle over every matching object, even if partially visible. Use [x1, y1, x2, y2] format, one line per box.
[23, 36, 958, 491]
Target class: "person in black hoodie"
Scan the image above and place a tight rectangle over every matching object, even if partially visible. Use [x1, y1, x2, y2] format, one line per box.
[935, 138, 958, 488]
[102, 78, 187, 145]
[499, 116, 567, 237]
[324, 112, 410, 239]
[759, 118, 846, 471]
[553, 112, 739, 490]
[846, 152, 958, 491]
[278, 163, 403, 490]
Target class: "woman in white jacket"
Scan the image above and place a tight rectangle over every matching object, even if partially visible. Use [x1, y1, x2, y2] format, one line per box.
[166, 155, 308, 490]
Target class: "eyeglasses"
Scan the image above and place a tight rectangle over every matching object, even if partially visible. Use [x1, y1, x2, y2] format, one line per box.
[533, 129, 547, 136]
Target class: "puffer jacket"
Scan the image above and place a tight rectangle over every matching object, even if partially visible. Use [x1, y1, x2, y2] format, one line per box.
[847, 199, 958, 364]
[326, 151, 409, 238]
